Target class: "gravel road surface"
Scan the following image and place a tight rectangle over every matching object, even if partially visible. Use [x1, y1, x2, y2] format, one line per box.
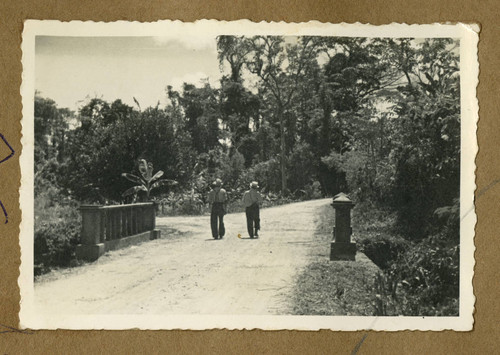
[34, 199, 331, 315]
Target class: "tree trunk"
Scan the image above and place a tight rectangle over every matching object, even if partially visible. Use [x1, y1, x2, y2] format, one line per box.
[278, 106, 287, 195]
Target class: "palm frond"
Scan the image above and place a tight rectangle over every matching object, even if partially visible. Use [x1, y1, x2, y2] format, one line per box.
[122, 185, 147, 197]
[150, 179, 178, 190]
[150, 170, 164, 183]
[121, 173, 146, 185]
[138, 159, 148, 178]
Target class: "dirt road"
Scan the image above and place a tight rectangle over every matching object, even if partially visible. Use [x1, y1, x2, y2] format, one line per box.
[34, 199, 331, 315]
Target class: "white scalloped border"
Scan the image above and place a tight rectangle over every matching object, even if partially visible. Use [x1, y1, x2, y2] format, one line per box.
[18, 19, 479, 331]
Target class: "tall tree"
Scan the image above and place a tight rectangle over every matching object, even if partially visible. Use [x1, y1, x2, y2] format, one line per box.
[244, 36, 318, 194]
[217, 36, 261, 160]
[388, 38, 460, 238]
[174, 83, 221, 154]
[34, 95, 72, 167]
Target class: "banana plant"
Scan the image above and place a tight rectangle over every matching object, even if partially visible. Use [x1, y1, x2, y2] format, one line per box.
[121, 159, 177, 200]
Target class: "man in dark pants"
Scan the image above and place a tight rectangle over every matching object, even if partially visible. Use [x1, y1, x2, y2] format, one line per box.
[242, 181, 262, 238]
[208, 178, 227, 239]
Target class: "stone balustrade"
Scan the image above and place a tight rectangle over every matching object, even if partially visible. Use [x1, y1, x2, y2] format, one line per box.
[76, 202, 160, 261]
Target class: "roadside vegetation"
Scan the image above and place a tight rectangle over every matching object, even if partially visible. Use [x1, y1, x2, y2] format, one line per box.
[292, 201, 459, 316]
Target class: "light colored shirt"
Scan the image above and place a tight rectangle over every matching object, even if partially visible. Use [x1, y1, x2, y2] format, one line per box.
[208, 188, 227, 204]
[242, 189, 262, 208]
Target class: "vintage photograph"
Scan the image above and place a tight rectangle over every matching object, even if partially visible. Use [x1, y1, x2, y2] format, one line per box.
[19, 21, 477, 330]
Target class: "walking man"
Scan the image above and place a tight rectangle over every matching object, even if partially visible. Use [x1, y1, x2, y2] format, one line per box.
[242, 181, 262, 238]
[208, 178, 227, 239]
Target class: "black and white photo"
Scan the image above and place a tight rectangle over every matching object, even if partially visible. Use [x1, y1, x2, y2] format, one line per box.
[19, 20, 478, 330]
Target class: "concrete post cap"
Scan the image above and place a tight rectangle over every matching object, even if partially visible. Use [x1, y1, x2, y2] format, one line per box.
[332, 192, 355, 206]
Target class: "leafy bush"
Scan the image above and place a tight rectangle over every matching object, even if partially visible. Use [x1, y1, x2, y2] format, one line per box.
[35, 214, 81, 275]
[158, 191, 206, 216]
[373, 233, 459, 316]
[385, 200, 459, 315]
[433, 198, 460, 243]
[357, 234, 410, 270]
[34, 172, 82, 275]
[366, 204, 459, 316]
[34, 193, 81, 275]
[353, 200, 459, 316]
[322, 150, 372, 201]
[176, 192, 205, 215]
[224, 151, 245, 185]
[288, 142, 317, 194]
[241, 158, 281, 193]
[304, 181, 323, 200]
[292, 180, 323, 200]
[353, 201, 408, 269]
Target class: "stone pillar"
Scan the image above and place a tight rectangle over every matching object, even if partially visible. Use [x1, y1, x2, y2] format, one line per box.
[330, 193, 356, 261]
[150, 202, 156, 229]
[76, 205, 106, 261]
[149, 202, 160, 239]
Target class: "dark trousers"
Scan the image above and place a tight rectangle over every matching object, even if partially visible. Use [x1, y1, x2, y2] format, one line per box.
[211, 202, 225, 239]
[245, 203, 260, 238]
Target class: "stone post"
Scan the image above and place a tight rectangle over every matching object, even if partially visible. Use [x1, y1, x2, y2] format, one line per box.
[149, 202, 161, 240]
[76, 205, 106, 261]
[150, 202, 156, 230]
[330, 193, 356, 261]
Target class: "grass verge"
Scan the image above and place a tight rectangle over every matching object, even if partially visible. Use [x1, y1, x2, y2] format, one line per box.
[290, 202, 380, 316]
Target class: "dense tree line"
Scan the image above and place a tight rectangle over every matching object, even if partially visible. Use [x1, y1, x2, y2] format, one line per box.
[35, 37, 460, 314]
[38, 37, 459, 236]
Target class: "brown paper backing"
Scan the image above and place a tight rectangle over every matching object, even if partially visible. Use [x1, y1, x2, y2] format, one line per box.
[0, 1, 496, 353]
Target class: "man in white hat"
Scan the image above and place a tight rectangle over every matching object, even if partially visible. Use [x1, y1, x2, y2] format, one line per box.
[242, 181, 262, 238]
[208, 178, 227, 239]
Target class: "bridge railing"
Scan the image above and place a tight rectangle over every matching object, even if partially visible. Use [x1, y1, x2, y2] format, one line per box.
[77, 202, 158, 261]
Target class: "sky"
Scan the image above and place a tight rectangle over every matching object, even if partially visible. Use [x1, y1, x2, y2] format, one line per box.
[35, 35, 459, 114]
[35, 36, 223, 112]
